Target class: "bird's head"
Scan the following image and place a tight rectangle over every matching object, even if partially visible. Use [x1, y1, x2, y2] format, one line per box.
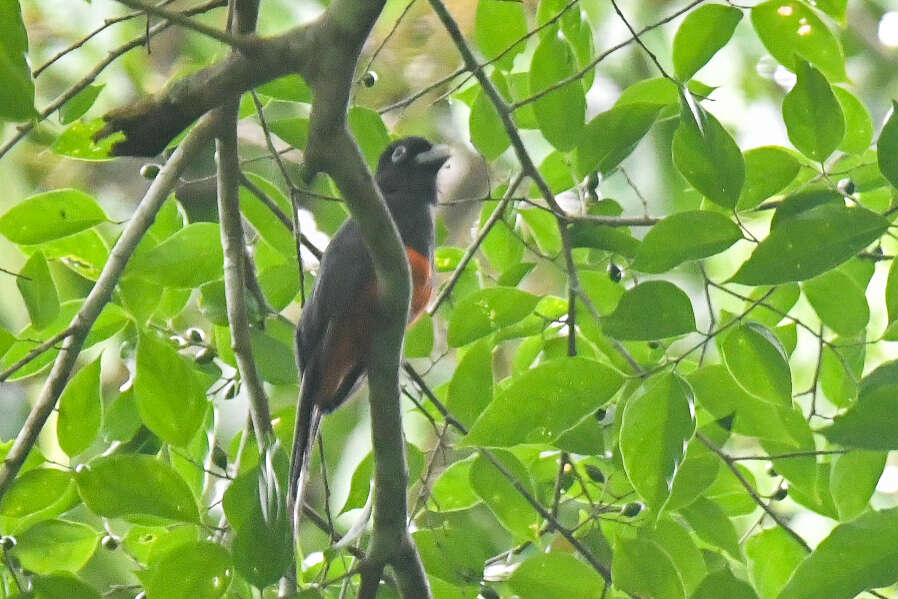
[375, 136, 450, 201]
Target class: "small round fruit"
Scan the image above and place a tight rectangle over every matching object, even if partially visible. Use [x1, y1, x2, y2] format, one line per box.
[621, 502, 643, 518]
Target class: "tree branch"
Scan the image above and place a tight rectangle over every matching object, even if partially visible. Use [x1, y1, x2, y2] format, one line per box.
[215, 104, 273, 446]
[111, 0, 255, 51]
[697, 433, 811, 552]
[0, 113, 219, 499]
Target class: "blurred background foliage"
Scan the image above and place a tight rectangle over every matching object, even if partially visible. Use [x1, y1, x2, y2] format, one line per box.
[4, 0, 898, 597]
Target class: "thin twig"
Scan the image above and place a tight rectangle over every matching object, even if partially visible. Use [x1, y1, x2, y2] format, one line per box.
[0, 327, 74, 383]
[0, 0, 227, 160]
[512, 0, 707, 110]
[111, 0, 254, 51]
[427, 172, 524, 315]
[698, 433, 811, 552]
[215, 101, 273, 445]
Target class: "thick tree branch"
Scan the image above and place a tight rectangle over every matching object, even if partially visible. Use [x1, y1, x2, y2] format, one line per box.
[215, 104, 273, 446]
[0, 114, 218, 499]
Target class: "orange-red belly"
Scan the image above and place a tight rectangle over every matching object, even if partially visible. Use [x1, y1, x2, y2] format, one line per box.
[312, 248, 431, 409]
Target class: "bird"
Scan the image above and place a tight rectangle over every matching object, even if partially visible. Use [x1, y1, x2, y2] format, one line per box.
[288, 136, 450, 529]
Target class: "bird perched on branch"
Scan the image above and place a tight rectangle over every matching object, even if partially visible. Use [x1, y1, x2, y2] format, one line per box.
[288, 136, 450, 527]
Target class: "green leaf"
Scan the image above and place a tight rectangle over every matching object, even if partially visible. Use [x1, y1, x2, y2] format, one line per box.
[223, 466, 292, 588]
[530, 31, 585, 151]
[57, 357, 103, 457]
[830, 450, 886, 520]
[602, 281, 696, 341]
[52, 118, 123, 161]
[803, 270, 869, 336]
[128, 222, 224, 288]
[240, 174, 292, 258]
[59, 84, 104, 125]
[430, 456, 481, 512]
[37, 228, 109, 281]
[779, 508, 898, 599]
[447, 287, 539, 347]
[782, 61, 844, 161]
[777, 191, 846, 232]
[32, 573, 101, 599]
[520, 207, 562, 254]
[250, 327, 299, 385]
[13, 519, 98, 574]
[470, 72, 511, 161]
[0, 326, 14, 359]
[639, 517, 707, 595]
[751, 0, 847, 82]
[0, 301, 127, 380]
[414, 525, 493, 586]
[75, 454, 200, 523]
[887, 257, 898, 329]
[462, 357, 623, 447]
[480, 202, 524, 272]
[721, 322, 791, 405]
[746, 528, 808, 599]
[575, 102, 661, 177]
[819, 340, 863, 408]
[632, 211, 742, 273]
[447, 339, 493, 429]
[877, 100, 898, 190]
[815, 0, 847, 22]
[612, 537, 685, 599]
[405, 313, 434, 358]
[0, 189, 107, 245]
[672, 94, 745, 208]
[620, 373, 696, 511]
[822, 381, 898, 450]
[672, 4, 743, 80]
[509, 552, 605, 599]
[475, 0, 527, 70]
[0, 467, 78, 534]
[469, 451, 539, 539]
[268, 117, 308, 149]
[679, 496, 741, 559]
[134, 331, 208, 447]
[704, 462, 758, 516]
[256, 74, 312, 103]
[142, 541, 232, 599]
[730, 204, 889, 285]
[665, 440, 720, 512]
[692, 570, 758, 599]
[833, 87, 873, 155]
[737, 146, 801, 210]
[348, 107, 390, 169]
[16, 250, 59, 330]
[0, 0, 35, 121]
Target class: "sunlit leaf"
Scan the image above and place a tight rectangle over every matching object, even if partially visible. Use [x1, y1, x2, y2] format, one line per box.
[730, 204, 888, 284]
[463, 357, 623, 447]
[0, 189, 107, 245]
[602, 281, 696, 340]
[620, 373, 696, 511]
[672, 4, 743, 80]
[632, 211, 742, 273]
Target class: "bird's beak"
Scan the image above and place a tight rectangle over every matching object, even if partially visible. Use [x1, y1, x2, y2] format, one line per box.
[414, 144, 451, 167]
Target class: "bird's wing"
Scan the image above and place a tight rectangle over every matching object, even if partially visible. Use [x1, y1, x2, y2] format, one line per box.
[295, 219, 373, 370]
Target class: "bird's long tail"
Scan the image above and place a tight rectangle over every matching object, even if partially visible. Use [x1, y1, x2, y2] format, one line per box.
[288, 386, 322, 541]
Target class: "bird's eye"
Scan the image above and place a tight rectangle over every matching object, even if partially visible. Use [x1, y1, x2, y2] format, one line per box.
[391, 146, 407, 163]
